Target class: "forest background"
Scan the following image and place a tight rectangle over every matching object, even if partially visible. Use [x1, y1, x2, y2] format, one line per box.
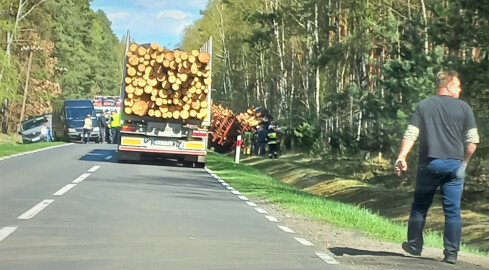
[0, 0, 488, 243]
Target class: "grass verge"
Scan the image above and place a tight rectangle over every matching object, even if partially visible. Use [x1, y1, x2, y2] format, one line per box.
[206, 151, 487, 256]
[0, 141, 65, 158]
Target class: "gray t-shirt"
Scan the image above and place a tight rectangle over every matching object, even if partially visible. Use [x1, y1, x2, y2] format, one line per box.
[409, 95, 477, 162]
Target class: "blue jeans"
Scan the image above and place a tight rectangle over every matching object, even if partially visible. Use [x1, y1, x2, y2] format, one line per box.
[407, 158, 465, 257]
[45, 129, 53, 142]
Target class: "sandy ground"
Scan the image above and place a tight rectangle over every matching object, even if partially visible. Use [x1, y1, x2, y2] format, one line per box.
[255, 198, 489, 270]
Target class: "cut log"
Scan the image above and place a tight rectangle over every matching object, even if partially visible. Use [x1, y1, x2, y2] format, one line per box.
[132, 100, 149, 116]
[198, 52, 210, 63]
[129, 43, 138, 52]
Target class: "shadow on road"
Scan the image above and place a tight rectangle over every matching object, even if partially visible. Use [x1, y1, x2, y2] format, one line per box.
[78, 148, 206, 169]
[329, 247, 405, 257]
[329, 246, 440, 263]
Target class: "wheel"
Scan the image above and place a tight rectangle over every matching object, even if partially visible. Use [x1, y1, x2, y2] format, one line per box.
[183, 161, 194, 167]
[195, 162, 206, 168]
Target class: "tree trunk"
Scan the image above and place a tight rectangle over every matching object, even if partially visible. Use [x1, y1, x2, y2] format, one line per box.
[18, 49, 33, 130]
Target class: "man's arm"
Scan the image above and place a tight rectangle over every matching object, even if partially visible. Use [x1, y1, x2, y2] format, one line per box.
[395, 139, 416, 174]
[395, 124, 419, 175]
[464, 143, 477, 166]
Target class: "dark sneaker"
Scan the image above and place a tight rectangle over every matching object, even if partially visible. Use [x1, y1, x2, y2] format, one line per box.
[442, 255, 457, 264]
[402, 242, 422, 256]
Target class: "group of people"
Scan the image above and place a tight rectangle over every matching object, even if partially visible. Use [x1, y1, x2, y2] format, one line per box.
[82, 110, 121, 144]
[242, 123, 279, 159]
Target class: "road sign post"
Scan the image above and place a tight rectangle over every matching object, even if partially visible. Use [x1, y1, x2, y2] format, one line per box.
[235, 135, 242, 164]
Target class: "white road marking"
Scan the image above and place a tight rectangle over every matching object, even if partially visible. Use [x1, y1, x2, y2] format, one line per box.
[315, 251, 340, 265]
[255, 207, 268, 214]
[211, 173, 218, 178]
[246, 201, 257, 207]
[53, 184, 77, 196]
[18, 200, 54, 220]
[294, 237, 314, 246]
[105, 156, 112, 160]
[222, 183, 229, 186]
[0, 227, 17, 243]
[72, 173, 90, 184]
[265, 215, 279, 222]
[237, 195, 249, 201]
[88, 165, 100, 172]
[231, 190, 241, 195]
[226, 186, 234, 190]
[278, 225, 295, 233]
[204, 167, 211, 173]
[217, 179, 225, 183]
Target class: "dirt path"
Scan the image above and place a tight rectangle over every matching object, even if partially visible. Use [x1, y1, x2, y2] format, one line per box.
[257, 198, 489, 270]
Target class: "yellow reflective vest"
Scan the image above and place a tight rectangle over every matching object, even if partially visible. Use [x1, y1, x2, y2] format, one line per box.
[109, 113, 121, 128]
[267, 131, 277, 145]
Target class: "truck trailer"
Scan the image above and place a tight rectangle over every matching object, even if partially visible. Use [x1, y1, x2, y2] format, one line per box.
[116, 35, 213, 167]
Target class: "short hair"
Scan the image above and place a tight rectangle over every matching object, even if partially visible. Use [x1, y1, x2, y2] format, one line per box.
[437, 70, 459, 89]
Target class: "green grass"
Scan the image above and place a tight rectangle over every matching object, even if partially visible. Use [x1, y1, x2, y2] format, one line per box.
[206, 151, 487, 256]
[0, 141, 65, 158]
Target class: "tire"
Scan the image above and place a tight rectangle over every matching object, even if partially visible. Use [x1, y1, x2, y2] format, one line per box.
[195, 162, 206, 168]
[183, 161, 194, 167]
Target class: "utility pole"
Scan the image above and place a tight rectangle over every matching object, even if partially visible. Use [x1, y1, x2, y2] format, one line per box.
[18, 44, 42, 131]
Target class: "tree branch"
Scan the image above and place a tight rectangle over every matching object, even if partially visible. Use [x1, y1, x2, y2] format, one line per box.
[19, 0, 46, 22]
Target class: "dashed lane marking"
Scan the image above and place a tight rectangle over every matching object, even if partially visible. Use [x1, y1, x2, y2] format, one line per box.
[226, 186, 234, 190]
[53, 184, 77, 196]
[255, 207, 268, 214]
[246, 201, 258, 207]
[222, 183, 229, 187]
[265, 215, 279, 222]
[237, 195, 249, 201]
[88, 165, 100, 173]
[72, 173, 90, 184]
[315, 251, 340, 265]
[294, 237, 314, 246]
[278, 225, 295, 233]
[0, 227, 17, 243]
[231, 190, 241, 195]
[18, 200, 54, 220]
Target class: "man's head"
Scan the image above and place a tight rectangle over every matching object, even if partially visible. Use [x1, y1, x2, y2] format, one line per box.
[437, 70, 462, 98]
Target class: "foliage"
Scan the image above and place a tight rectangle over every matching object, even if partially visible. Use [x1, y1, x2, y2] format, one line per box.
[181, 0, 489, 166]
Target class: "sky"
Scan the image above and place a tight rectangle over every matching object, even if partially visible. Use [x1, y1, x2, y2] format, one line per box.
[90, 0, 208, 48]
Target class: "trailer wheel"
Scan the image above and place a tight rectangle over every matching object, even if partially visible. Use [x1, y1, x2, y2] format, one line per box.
[183, 161, 194, 167]
[195, 162, 206, 168]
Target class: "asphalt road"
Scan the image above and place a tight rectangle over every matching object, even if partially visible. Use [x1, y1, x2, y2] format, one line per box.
[0, 144, 344, 270]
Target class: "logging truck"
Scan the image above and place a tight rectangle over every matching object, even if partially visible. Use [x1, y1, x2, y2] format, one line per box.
[116, 35, 213, 167]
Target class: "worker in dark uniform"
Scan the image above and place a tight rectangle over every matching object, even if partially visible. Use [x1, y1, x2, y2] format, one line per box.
[256, 124, 268, 156]
[267, 125, 278, 159]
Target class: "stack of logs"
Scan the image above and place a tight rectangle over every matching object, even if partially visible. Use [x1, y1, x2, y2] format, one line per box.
[209, 105, 264, 147]
[123, 42, 211, 121]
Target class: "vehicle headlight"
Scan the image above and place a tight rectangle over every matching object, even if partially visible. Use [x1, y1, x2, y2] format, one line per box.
[93, 127, 100, 132]
[68, 128, 77, 133]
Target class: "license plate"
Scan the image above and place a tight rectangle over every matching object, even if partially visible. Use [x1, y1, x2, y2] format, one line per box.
[153, 140, 174, 146]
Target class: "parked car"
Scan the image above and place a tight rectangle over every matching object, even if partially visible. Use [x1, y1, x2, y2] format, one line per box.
[19, 114, 52, 144]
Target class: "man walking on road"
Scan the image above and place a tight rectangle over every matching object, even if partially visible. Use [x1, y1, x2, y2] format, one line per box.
[395, 70, 479, 264]
[108, 110, 121, 144]
[97, 111, 108, 143]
